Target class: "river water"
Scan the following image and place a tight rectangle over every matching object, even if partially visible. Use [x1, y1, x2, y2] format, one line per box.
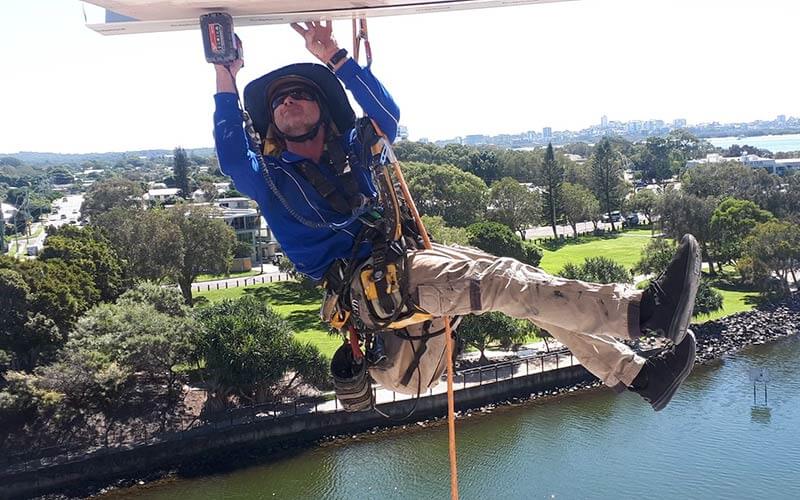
[106, 336, 800, 499]
[706, 133, 800, 153]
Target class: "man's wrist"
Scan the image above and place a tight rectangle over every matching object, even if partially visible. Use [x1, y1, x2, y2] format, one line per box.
[326, 48, 348, 71]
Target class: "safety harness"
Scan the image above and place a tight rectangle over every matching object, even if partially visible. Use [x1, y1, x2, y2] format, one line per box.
[237, 100, 446, 408]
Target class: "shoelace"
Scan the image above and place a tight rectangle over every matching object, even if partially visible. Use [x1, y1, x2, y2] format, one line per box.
[649, 279, 667, 306]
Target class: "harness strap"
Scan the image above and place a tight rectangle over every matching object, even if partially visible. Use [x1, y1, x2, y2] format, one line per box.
[295, 160, 353, 215]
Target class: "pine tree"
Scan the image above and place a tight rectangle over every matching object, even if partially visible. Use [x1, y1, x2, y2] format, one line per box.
[540, 143, 564, 238]
[173, 147, 191, 199]
[590, 137, 625, 231]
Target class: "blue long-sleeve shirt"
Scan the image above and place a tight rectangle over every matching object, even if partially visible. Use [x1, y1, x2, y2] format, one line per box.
[213, 59, 400, 281]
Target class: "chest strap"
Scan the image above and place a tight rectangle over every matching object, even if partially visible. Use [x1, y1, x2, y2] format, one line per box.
[293, 134, 366, 216]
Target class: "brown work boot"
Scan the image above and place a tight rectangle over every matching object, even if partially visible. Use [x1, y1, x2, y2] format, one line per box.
[639, 234, 702, 345]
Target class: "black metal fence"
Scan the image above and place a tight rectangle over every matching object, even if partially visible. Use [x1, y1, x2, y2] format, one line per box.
[1, 348, 575, 475]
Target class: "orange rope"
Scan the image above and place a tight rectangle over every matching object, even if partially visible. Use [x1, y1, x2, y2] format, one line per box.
[357, 16, 458, 497]
[391, 157, 459, 500]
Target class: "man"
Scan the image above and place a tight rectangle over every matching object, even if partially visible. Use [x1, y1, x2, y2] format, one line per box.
[213, 22, 700, 412]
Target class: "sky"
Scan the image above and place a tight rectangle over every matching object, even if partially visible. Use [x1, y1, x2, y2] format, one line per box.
[1, 0, 799, 154]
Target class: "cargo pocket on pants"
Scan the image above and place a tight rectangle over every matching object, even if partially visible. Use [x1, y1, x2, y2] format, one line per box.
[416, 285, 443, 316]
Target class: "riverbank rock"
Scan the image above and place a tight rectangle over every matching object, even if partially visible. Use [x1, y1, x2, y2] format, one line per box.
[692, 293, 800, 363]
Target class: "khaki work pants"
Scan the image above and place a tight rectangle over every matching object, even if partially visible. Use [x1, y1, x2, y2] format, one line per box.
[405, 244, 646, 391]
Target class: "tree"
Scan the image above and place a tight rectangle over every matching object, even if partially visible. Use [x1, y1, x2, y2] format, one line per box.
[457, 312, 528, 364]
[39, 225, 127, 302]
[561, 182, 600, 238]
[94, 205, 234, 304]
[657, 191, 718, 273]
[166, 205, 235, 305]
[173, 147, 191, 199]
[199, 181, 218, 202]
[739, 220, 800, 293]
[466, 147, 500, 184]
[466, 221, 542, 267]
[0, 269, 61, 372]
[420, 215, 470, 246]
[0, 370, 51, 449]
[0, 156, 22, 167]
[488, 177, 542, 239]
[117, 281, 189, 316]
[540, 143, 564, 238]
[66, 293, 195, 429]
[709, 198, 774, 267]
[0, 256, 99, 337]
[590, 137, 626, 230]
[627, 189, 659, 226]
[193, 296, 329, 412]
[81, 178, 143, 219]
[634, 136, 672, 184]
[93, 207, 184, 283]
[559, 256, 631, 284]
[36, 349, 141, 447]
[403, 162, 488, 227]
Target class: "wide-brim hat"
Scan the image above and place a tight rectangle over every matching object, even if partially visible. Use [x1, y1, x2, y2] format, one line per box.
[243, 63, 356, 140]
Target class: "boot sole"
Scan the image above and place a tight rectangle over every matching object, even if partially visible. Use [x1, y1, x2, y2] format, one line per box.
[651, 330, 696, 412]
[667, 235, 702, 345]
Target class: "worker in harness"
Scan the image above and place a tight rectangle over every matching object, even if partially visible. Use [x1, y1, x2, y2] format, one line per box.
[212, 21, 701, 413]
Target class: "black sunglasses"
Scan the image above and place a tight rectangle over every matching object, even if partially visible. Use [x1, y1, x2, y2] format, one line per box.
[270, 88, 317, 110]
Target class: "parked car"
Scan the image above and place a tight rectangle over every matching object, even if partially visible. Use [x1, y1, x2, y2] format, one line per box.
[625, 213, 640, 227]
[602, 210, 623, 223]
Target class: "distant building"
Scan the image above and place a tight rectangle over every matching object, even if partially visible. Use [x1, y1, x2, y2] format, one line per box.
[397, 125, 409, 140]
[2, 202, 19, 222]
[144, 188, 180, 203]
[673, 118, 687, 128]
[464, 134, 488, 145]
[214, 198, 279, 262]
[686, 153, 800, 175]
[777, 114, 786, 124]
[627, 121, 642, 133]
[542, 127, 552, 139]
[601, 115, 608, 128]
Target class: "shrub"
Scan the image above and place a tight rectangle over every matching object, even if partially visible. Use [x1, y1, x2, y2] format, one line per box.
[559, 256, 631, 284]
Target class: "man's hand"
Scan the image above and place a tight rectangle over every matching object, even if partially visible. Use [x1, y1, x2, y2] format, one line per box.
[291, 21, 340, 64]
[214, 34, 244, 93]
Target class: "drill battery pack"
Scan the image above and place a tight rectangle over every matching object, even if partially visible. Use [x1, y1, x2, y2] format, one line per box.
[200, 12, 240, 64]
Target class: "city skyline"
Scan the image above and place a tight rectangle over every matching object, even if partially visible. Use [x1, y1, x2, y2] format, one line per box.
[418, 112, 799, 148]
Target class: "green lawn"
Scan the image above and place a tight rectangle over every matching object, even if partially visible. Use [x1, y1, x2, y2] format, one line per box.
[697, 270, 761, 323]
[195, 281, 340, 358]
[538, 229, 653, 274]
[695, 287, 760, 323]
